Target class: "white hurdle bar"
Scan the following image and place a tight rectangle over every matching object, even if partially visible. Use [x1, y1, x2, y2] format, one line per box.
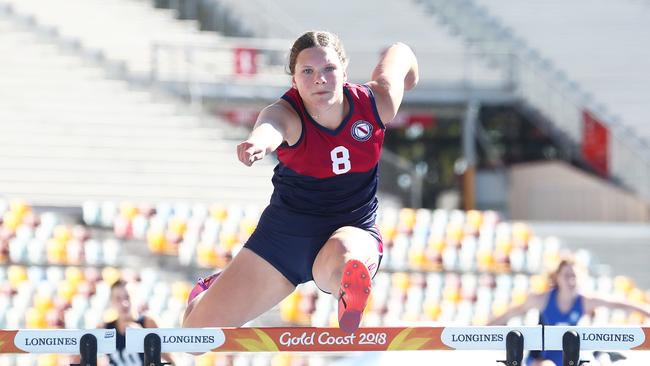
[0, 329, 117, 366]
[0, 329, 116, 354]
[126, 326, 542, 353]
[2, 326, 648, 366]
[545, 326, 650, 350]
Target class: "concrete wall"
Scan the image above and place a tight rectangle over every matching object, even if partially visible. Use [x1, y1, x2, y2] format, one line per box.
[508, 161, 649, 222]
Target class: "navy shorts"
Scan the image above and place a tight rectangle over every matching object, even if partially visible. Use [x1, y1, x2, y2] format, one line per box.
[244, 219, 383, 287]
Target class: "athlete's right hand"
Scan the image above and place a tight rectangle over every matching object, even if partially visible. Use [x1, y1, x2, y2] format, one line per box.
[237, 140, 266, 166]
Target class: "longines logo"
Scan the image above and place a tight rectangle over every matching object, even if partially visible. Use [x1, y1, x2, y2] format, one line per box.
[450, 333, 504, 342]
[582, 333, 635, 342]
[24, 337, 77, 346]
[162, 335, 215, 344]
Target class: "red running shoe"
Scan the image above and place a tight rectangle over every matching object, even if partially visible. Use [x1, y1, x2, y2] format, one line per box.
[187, 271, 221, 305]
[338, 259, 371, 333]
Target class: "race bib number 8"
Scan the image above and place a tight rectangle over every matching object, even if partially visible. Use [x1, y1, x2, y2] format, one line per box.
[331, 146, 351, 174]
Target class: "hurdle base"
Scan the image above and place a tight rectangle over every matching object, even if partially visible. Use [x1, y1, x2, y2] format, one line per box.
[70, 333, 98, 366]
[143, 333, 172, 366]
[563, 330, 590, 366]
[496, 330, 524, 366]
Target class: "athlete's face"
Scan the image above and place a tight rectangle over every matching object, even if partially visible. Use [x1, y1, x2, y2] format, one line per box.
[557, 265, 577, 292]
[292, 46, 347, 110]
[111, 286, 133, 318]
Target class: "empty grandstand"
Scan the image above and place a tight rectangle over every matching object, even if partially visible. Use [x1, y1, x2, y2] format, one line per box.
[0, 0, 648, 366]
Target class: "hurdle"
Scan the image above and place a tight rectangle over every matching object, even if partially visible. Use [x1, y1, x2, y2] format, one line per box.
[0, 329, 116, 366]
[127, 326, 542, 366]
[544, 326, 650, 366]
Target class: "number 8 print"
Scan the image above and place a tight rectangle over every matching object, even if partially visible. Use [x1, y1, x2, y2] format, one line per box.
[330, 146, 351, 174]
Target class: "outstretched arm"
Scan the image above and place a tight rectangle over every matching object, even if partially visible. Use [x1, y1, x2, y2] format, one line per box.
[236, 102, 295, 166]
[584, 295, 650, 318]
[487, 293, 547, 326]
[367, 42, 419, 124]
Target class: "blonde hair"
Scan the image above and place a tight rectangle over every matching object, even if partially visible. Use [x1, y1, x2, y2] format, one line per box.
[288, 31, 348, 75]
[549, 257, 576, 289]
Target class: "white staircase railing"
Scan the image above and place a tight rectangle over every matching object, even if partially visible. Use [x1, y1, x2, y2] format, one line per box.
[421, 0, 650, 201]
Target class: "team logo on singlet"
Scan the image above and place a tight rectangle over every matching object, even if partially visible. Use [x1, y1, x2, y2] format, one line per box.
[351, 120, 373, 141]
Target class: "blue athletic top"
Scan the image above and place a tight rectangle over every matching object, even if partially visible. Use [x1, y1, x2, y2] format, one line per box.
[528, 288, 584, 366]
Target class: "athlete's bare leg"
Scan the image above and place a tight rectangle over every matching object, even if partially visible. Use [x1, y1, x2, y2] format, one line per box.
[183, 248, 295, 328]
[311, 226, 380, 295]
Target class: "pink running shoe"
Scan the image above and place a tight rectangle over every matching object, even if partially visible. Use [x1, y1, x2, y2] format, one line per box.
[187, 271, 221, 305]
[337, 259, 371, 333]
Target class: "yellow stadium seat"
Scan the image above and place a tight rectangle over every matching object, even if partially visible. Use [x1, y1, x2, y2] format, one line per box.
[34, 294, 54, 312]
[196, 243, 218, 268]
[271, 353, 292, 366]
[26, 307, 47, 329]
[65, 267, 84, 288]
[442, 286, 460, 303]
[10, 199, 30, 217]
[512, 222, 531, 247]
[101, 267, 122, 286]
[168, 217, 187, 237]
[8, 265, 28, 288]
[495, 236, 512, 254]
[628, 288, 645, 304]
[280, 291, 300, 323]
[57, 281, 77, 303]
[391, 272, 410, 292]
[53, 225, 72, 245]
[46, 238, 67, 264]
[2, 211, 21, 233]
[218, 231, 238, 251]
[466, 210, 483, 231]
[119, 201, 139, 220]
[614, 275, 634, 295]
[423, 301, 441, 320]
[239, 218, 257, 238]
[194, 352, 215, 366]
[172, 281, 192, 302]
[209, 204, 228, 222]
[398, 208, 416, 233]
[379, 224, 396, 245]
[408, 246, 425, 269]
[147, 229, 167, 254]
[427, 236, 445, 252]
[511, 289, 528, 306]
[476, 249, 494, 272]
[37, 354, 58, 366]
[628, 311, 646, 325]
[530, 275, 549, 293]
[445, 224, 463, 247]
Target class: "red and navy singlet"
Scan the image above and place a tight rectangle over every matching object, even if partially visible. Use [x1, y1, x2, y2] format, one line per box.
[263, 82, 385, 235]
[244, 83, 385, 286]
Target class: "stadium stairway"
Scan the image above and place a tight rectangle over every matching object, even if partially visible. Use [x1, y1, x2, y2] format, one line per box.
[0, 10, 275, 207]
